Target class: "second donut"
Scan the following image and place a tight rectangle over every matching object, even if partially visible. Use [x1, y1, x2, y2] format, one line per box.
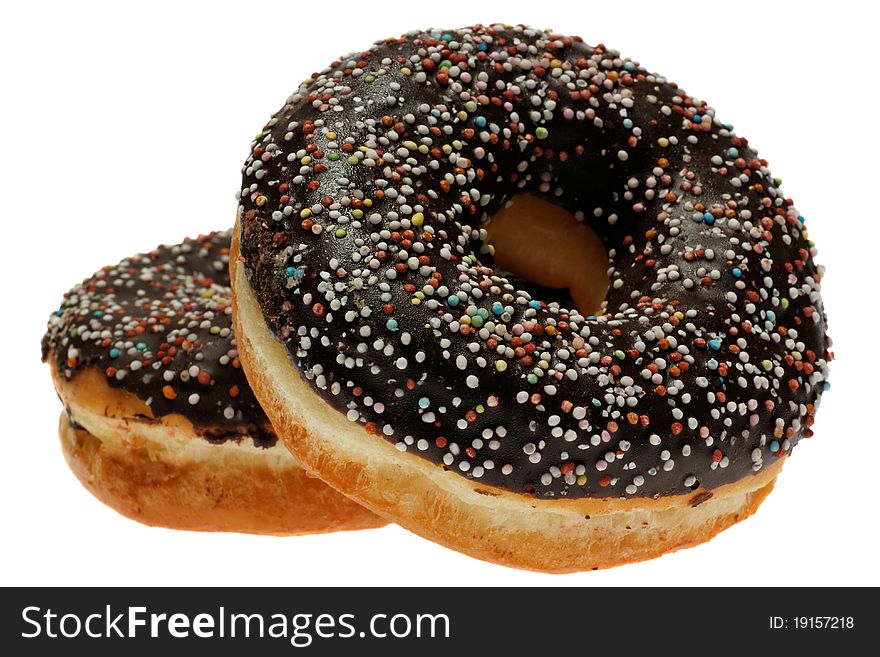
[43, 230, 385, 535]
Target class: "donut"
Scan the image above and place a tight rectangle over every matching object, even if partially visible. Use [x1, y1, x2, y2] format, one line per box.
[43, 231, 385, 535]
[232, 25, 831, 570]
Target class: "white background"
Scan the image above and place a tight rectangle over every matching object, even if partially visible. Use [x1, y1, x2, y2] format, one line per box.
[2, 0, 877, 586]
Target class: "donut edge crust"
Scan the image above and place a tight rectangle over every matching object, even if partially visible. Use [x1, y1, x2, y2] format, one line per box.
[231, 220, 782, 571]
[51, 367, 387, 536]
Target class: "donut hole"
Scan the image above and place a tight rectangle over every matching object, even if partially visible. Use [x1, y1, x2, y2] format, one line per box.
[485, 194, 610, 316]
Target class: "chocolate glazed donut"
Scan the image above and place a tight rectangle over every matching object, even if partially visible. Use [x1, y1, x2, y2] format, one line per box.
[43, 231, 384, 535]
[233, 25, 831, 570]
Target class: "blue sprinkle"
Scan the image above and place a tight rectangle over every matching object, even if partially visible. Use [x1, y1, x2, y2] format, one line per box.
[385, 319, 398, 331]
[109, 348, 120, 359]
[623, 118, 633, 129]
[136, 342, 147, 351]
[731, 267, 742, 278]
[769, 440, 780, 452]
[92, 310, 103, 317]
[477, 43, 487, 51]
[707, 358, 719, 370]
[418, 397, 430, 409]
[474, 116, 487, 127]
[797, 215, 806, 224]
[724, 123, 734, 130]
[529, 300, 541, 310]
[592, 398, 602, 407]
[447, 295, 460, 307]
[727, 147, 739, 157]
[703, 212, 715, 225]
[285, 266, 305, 280]
[441, 34, 453, 42]
[624, 61, 635, 71]
[477, 307, 489, 319]
[708, 339, 722, 350]
[766, 310, 776, 322]
[823, 381, 831, 391]
[491, 302, 504, 316]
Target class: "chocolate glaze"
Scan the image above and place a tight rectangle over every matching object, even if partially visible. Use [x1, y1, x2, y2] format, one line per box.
[43, 231, 275, 447]
[238, 25, 830, 497]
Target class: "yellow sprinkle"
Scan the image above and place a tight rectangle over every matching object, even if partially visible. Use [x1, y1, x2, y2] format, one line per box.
[411, 298, 421, 305]
[301, 156, 312, 165]
[363, 199, 372, 207]
[550, 59, 562, 68]
[442, 144, 453, 155]
[401, 67, 412, 76]
[418, 145, 429, 154]
[457, 111, 468, 121]
[325, 131, 337, 140]
[495, 361, 508, 372]
[658, 137, 670, 147]
[460, 315, 471, 325]
[300, 208, 311, 218]
[403, 140, 418, 150]
[577, 475, 588, 486]
[412, 212, 424, 226]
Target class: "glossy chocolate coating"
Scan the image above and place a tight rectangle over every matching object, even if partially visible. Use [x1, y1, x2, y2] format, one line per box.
[43, 231, 275, 446]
